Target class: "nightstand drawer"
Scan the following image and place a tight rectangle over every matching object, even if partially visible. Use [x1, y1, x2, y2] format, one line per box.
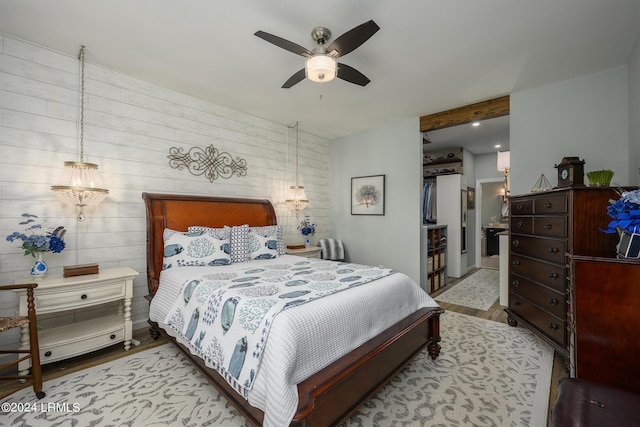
[40, 326, 125, 363]
[36, 280, 127, 312]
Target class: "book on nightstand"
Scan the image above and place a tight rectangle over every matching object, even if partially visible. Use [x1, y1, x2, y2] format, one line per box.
[63, 263, 99, 278]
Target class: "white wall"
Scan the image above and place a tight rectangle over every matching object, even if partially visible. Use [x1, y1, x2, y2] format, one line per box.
[329, 117, 421, 283]
[510, 66, 630, 195]
[0, 35, 330, 348]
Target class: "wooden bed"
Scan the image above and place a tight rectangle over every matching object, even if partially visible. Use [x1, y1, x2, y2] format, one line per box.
[142, 192, 444, 427]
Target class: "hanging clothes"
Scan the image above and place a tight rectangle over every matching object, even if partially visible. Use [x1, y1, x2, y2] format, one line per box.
[423, 179, 437, 224]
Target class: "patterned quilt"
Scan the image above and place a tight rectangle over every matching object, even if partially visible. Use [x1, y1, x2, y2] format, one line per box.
[164, 258, 396, 397]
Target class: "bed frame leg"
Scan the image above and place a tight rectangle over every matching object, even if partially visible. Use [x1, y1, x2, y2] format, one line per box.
[427, 314, 442, 359]
[427, 337, 441, 360]
[148, 320, 161, 340]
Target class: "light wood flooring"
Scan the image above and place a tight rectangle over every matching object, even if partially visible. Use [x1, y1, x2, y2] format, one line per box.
[3, 269, 565, 425]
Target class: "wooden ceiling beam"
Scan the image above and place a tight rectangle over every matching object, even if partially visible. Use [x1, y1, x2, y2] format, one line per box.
[420, 95, 510, 132]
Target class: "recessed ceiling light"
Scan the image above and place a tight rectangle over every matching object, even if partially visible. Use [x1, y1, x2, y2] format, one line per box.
[495, 144, 501, 148]
[472, 122, 480, 127]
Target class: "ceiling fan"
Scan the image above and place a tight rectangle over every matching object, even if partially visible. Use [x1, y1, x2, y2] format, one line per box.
[254, 20, 380, 88]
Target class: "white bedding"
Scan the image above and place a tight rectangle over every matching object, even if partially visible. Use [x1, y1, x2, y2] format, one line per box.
[149, 255, 440, 427]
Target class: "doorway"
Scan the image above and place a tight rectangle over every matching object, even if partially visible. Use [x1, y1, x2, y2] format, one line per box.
[475, 178, 504, 269]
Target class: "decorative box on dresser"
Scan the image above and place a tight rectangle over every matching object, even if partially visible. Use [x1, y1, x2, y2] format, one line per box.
[13, 267, 138, 373]
[506, 187, 620, 359]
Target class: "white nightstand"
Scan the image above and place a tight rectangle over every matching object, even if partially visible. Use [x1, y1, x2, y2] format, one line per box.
[285, 246, 322, 259]
[13, 267, 138, 373]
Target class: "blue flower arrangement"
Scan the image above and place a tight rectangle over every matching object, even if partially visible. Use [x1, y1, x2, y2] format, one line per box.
[297, 216, 316, 237]
[6, 213, 67, 257]
[601, 189, 640, 234]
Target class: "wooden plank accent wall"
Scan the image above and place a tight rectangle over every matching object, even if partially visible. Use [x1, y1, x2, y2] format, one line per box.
[420, 95, 510, 132]
[0, 34, 330, 338]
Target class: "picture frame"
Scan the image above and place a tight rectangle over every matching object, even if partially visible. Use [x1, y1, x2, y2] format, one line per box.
[467, 187, 475, 209]
[351, 175, 385, 215]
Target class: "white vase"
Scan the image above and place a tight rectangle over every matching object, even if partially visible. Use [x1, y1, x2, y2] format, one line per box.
[31, 252, 48, 277]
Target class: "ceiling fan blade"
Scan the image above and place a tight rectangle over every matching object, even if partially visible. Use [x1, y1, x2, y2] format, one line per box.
[282, 69, 306, 88]
[326, 20, 380, 58]
[337, 63, 371, 86]
[254, 31, 313, 57]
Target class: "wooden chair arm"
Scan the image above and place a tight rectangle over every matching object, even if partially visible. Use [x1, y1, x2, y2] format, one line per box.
[0, 283, 38, 291]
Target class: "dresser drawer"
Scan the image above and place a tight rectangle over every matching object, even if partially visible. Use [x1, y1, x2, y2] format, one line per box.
[534, 194, 567, 214]
[511, 235, 566, 264]
[509, 294, 566, 347]
[511, 217, 533, 235]
[511, 198, 534, 215]
[36, 280, 127, 312]
[510, 274, 566, 318]
[533, 216, 567, 238]
[510, 255, 566, 292]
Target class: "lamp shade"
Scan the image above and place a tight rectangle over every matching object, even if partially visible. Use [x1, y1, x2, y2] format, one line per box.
[285, 185, 309, 211]
[305, 55, 337, 83]
[497, 151, 511, 172]
[51, 161, 109, 208]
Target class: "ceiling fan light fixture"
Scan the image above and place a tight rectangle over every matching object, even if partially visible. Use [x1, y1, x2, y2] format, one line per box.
[305, 55, 337, 83]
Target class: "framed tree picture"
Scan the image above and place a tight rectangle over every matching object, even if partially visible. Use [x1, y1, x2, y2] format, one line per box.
[351, 175, 385, 215]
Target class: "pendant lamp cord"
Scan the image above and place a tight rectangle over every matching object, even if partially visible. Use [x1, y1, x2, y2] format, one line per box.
[78, 46, 86, 163]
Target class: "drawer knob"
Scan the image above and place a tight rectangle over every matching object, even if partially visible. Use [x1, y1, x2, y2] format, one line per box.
[81, 294, 88, 300]
[544, 201, 552, 208]
[516, 204, 524, 211]
[548, 323, 558, 331]
[549, 298, 559, 305]
[549, 272, 559, 279]
[512, 260, 521, 267]
[110, 334, 116, 340]
[548, 247, 559, 254]
[517, 221, 524, 228]
[544, 223, 553, 230]
[512, 280, 520, 288]
[512, 239, 520, 247]
[44, 351, 52, 357]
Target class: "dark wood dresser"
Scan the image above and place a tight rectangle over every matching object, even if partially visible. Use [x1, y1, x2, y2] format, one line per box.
[570, 255, 640, 393]
[506, 187, 620, 357]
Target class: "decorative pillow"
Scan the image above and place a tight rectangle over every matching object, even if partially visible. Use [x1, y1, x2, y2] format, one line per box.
[275, 225, 285, 255]
[248, 226, 280, 260]
[163, 228, 231, 269]
[188, 225, 250, 263]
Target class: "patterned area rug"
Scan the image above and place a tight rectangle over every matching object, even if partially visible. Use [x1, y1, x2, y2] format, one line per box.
[2, 312, 552, 427]
[435, 268, 500, 310]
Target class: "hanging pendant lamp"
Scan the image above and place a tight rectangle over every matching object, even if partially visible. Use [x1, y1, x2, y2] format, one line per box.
[285, 122, 308, 211]
[51, 46, 108, 221]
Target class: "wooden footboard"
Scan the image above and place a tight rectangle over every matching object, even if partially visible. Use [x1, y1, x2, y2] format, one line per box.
[149, 306, 443, 427]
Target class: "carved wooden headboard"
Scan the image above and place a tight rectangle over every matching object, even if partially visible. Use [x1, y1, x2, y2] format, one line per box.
[142, 192, 277, 295]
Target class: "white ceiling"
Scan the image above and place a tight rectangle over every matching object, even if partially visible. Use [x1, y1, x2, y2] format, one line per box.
[1, 0, 639, 140]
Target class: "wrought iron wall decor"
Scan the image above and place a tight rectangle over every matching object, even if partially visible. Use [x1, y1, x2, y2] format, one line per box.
[167, 144, 247, 182]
